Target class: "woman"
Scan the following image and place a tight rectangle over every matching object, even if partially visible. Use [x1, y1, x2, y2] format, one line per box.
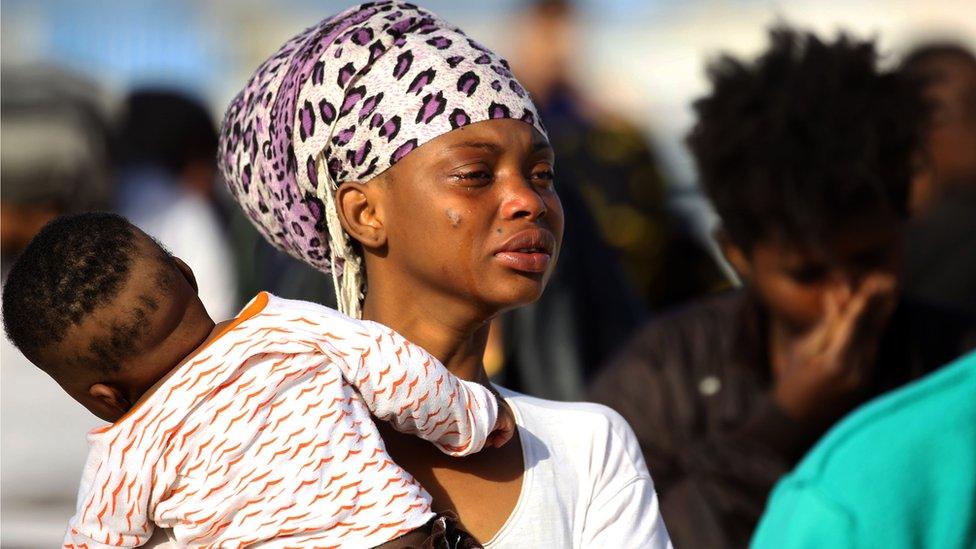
[216, 2, 670, 546]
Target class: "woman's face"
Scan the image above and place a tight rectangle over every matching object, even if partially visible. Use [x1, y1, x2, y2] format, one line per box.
[375, 119, 563, 314]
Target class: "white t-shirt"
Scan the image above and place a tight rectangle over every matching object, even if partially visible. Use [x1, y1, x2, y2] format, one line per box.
[486, 388, 672, 548]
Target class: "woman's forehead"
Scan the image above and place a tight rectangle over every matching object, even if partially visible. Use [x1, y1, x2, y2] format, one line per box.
[425, 119, 552, 158]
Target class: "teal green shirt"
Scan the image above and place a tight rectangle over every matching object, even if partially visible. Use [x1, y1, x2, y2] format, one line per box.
[752, 351, 976, 549]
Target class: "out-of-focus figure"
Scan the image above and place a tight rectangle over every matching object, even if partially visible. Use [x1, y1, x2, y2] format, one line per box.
[1, 66, 113, 548]
[510, 0, 726, 309]
[901, 43, 976, 316]
[114, 90, 239, 319]
[230, 206, 338, 308]
[1, 68, 113, 260]
[590, 29, 976, 549]
[487, 0, 725, 401]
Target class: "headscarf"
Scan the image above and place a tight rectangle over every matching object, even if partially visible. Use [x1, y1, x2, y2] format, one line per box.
[219, 1, 547, 317]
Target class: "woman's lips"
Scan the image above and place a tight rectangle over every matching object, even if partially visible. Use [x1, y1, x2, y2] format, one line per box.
[493, 250, 552, 273]
[492, 228, 556, 273]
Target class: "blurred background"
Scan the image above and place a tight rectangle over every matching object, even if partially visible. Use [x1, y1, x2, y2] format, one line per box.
[2, 0, 974, 546]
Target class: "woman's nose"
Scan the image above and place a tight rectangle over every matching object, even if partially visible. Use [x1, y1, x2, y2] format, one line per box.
[499, 175, 548, 221]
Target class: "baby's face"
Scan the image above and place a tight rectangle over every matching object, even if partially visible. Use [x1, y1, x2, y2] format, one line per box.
[39, 234, 214, 422]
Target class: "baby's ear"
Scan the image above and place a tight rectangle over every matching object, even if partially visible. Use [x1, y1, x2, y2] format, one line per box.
[172, 257, 199, 293]
[89, 383, 131, 421]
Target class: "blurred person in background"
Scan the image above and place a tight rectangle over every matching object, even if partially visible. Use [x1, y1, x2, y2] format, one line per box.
[114, 89, 239, 319]
[230, 200, 338, 308]
[510, 0, 726, 308]
[1, 67, 113, 261]
[486, 0, 726, 401]
[901, 43, 976, 315]
[1, 66, 114, 547]
[590, 28, 976, 548]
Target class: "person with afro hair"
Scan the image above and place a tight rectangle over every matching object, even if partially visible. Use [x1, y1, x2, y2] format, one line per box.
[589, 27, 976, 548]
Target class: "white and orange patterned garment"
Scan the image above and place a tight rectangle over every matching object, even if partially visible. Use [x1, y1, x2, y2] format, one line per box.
[63, 292, 498, 548]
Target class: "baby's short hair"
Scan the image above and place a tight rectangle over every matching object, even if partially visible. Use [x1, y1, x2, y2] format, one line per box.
[2, 212, 173, 374]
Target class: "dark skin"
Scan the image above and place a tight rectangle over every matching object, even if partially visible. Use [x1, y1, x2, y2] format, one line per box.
[33, 234, 221, 423]
[336, 118, 564, 541]
[721, 214, 901, 424]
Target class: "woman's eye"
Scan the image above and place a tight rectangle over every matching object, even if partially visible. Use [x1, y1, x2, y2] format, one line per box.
[455, 170, 492, 182]
[532, 169, 555, 185]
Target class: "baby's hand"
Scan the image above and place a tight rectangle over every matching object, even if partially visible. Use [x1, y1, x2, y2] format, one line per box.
[486, 399, 515, 448]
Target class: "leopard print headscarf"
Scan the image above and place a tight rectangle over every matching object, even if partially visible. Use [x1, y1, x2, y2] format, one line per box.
[219, 1, 547, 317]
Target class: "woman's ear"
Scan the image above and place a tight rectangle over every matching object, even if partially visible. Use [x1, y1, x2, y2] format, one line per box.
[715, 227, 752, 281]
[335, 181, 387, 250]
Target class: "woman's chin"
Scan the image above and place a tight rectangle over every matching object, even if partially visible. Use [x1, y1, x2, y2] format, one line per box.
[488, 275, 548, 308]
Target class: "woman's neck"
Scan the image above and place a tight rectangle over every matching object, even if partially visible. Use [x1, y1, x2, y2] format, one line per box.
[360, 290, 493, 384]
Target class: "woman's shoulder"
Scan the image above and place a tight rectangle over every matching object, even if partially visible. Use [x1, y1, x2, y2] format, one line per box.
[496, 386, 647, 475]
[260, 292, 348, 318]
[497, 386, 632, 435]
[257, 293, 370, 330]
[489, 386, 663, 548]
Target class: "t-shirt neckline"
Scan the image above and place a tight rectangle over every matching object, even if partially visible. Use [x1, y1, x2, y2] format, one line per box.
[483, 386, 533, 547]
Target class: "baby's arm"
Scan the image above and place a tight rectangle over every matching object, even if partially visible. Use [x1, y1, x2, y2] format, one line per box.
[63, 445, 154, 548]
[323, 321, 502, 456]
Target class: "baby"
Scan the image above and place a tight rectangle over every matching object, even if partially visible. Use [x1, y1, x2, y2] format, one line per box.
[1, 212, 513, 548]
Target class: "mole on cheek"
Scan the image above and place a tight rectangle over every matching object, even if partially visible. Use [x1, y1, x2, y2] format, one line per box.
[446, 209, 462, 228]
[496, 228, 503, 234]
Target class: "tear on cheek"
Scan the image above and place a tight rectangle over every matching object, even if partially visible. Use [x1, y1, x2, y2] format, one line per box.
[446, 209, 461, 228]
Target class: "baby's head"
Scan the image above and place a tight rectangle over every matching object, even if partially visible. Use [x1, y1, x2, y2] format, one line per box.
[2, 212, 214, 422]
